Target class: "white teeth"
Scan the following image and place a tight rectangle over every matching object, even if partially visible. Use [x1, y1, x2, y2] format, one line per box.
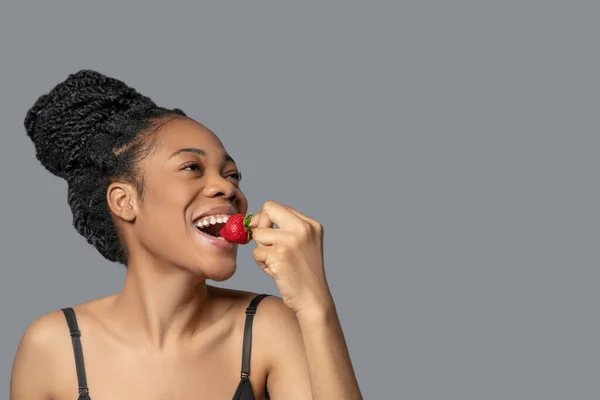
[193, 214, 232, 227]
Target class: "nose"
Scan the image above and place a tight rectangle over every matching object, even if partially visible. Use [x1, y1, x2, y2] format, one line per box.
[203, 173, 237, 200]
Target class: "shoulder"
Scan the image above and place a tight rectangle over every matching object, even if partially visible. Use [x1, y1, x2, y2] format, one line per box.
[207, 286, 300, 350]
[211, 288, 307, 371]
[218, 291, 304, 370]
[253, 295, 298, 332]
[11, 297, 112, 399]
[16, 309, 72, 357]
[246, 295, 313, 397]
[208, 285, 295, 327]
[250, 295, 305, 358]
[11, 309, 72, 399]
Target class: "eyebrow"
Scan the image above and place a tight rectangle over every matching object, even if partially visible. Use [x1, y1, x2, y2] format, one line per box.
[169, 147, 236, 164]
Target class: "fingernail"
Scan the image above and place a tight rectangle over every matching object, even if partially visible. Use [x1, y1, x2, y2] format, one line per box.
[249, 214, 259, 227]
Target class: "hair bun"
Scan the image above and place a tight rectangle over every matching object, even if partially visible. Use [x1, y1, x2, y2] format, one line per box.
[24, 69, 156, 179]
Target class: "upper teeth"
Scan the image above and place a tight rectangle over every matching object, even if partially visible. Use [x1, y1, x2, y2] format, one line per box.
[194, 214, 231, 228]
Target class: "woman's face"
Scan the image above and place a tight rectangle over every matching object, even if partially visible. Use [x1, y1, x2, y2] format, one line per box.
[129, 117, 248, 280]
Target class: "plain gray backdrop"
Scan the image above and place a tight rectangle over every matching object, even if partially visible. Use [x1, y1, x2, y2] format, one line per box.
[1, 1, 598, 399]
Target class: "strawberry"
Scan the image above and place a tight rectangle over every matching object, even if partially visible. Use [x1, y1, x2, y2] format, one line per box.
[220, 213, 253, 244]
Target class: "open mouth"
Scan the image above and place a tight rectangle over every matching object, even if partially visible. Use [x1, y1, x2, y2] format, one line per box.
[193, 214, 231, 238]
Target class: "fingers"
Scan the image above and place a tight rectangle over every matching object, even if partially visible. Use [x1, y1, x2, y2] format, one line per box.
[279, 203, 314, 224]
[251, 227, 284, 246]
[259, 201, 305, 230]
[250, 209, 274, 248]
[252, 246, 269, 264]
[251, 200, 315, 231]
[252, 247, 275, 278]
[249, 201, 322, 249]
[257, 209, 273, 228]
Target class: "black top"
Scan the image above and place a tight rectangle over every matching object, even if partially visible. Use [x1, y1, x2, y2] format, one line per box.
[61, 293, 272, 400]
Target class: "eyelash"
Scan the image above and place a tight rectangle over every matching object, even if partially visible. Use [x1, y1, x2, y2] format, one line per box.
[181, 162, 242, 182]
[181, 162, 201, 172]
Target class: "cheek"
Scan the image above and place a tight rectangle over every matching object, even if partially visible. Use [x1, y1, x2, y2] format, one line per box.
[134, 196, 191, 258]
[138, 185, 190, 228]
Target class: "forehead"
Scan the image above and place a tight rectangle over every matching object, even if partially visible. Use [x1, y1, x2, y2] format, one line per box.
[154, 117, 226, 157]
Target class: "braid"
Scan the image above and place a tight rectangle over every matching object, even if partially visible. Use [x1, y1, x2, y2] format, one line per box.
[24, 69, 186, 264]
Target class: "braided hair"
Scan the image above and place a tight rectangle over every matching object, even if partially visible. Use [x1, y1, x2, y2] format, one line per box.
[24, 69, 187, 264]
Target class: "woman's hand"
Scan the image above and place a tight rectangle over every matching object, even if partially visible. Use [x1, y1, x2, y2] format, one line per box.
[249, 200, 334, 317]
[249, 201, 363, 399]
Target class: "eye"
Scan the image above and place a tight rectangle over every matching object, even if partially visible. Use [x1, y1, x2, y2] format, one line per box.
[181, 162, 202, 172]
[227, 170, 243, 182]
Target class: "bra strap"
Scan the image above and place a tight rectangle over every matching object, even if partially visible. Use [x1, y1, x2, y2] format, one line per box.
[61, 308, 90, 396]
[240, 294, 271, 379]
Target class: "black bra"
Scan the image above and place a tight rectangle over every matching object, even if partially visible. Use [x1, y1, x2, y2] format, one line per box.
[62, 293, 271, 400]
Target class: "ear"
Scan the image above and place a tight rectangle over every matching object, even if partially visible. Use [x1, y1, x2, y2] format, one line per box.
[107, 181, 139, 222]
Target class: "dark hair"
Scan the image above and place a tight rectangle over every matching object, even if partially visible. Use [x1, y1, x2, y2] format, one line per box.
[24, 69, 187, 264]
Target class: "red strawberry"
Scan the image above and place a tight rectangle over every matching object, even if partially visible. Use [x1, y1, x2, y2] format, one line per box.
[220, 213, 253, 244]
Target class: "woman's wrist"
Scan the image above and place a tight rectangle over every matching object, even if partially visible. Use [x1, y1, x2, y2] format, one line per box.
[294, 294, 337, 325]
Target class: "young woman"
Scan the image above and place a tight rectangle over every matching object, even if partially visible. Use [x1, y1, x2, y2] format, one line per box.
[10, 70, 362, 400]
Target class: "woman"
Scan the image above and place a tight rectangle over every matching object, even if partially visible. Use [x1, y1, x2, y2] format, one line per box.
[10, 70, 362, 400]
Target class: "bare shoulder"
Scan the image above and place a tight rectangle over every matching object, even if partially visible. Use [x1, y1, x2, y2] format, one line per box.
[14, 309, 71, 360]
[207, 287, 311, 397]
[207, 285, 293, 325]
[207, 287, 301, 351]
[207, 285, 295, 326]
[206, 285, 274, 314]
[10, 309, 72, 399]
[249, 295, 313, 398]
[250, 295, 305, 356]
[11, 296, 114, 400]
[253, 295, 299, 332]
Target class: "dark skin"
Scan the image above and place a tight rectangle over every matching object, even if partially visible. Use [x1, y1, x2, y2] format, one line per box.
[11, 117, 362, 400]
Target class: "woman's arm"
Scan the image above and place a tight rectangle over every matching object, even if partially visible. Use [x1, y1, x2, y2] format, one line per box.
[260, 296, 362, 400]
[249, 201, 363, 399]
[296, 299, 363, 400]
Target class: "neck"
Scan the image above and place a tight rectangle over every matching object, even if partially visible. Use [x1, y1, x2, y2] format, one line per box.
[111, 254, 215, 351]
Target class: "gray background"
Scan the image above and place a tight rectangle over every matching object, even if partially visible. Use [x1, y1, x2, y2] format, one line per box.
[1, 1, 598, 399]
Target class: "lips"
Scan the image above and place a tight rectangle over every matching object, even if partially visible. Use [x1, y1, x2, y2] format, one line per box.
[194, 225, 235, 249]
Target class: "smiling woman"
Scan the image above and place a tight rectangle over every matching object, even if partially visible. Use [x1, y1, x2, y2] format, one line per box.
[10, 70, 363, 400]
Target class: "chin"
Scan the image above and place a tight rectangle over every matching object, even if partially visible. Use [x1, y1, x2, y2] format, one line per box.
[203, 263, 237, 282]
[183, 236, 240, 280]
[184, 252, 238, 281]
